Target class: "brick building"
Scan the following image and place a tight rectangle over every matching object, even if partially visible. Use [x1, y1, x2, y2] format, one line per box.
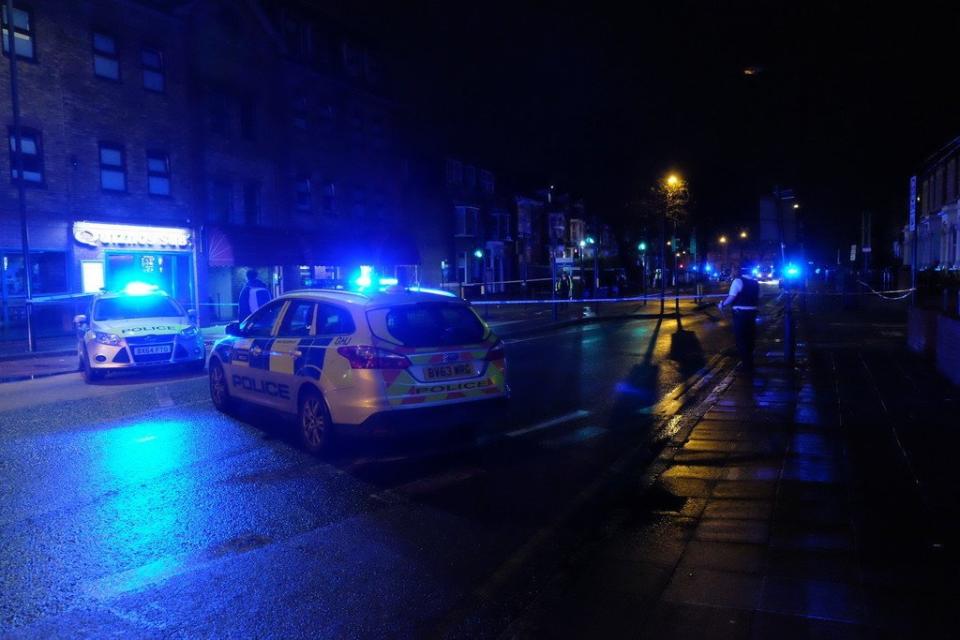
[0, 0, 408, 338]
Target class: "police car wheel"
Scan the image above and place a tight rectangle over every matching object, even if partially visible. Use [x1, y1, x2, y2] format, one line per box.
[209, 360, 232, 411]
[81, 350, 103, 383]
[298, 389, 332, 454]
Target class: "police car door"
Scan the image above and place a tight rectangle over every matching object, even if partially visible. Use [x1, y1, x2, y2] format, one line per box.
[228, 299, 286, 407]
[267, 298, 317, 413]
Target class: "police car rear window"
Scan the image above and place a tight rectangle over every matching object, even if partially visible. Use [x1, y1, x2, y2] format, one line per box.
[372, 303, 485, 347]
[94, 295, 183, 321]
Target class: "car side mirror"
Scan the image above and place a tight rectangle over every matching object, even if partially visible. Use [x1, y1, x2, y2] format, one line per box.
[225, 321, 242, 337]
[73, 314, 88, 327]
[187, 308, 197, 321]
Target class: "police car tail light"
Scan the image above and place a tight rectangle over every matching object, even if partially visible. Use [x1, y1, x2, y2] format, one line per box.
[484, 340, 505, 361]
[337, 345, 411, 370]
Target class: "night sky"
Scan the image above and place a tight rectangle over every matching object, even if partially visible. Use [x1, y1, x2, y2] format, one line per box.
[342, 1, 960, 260]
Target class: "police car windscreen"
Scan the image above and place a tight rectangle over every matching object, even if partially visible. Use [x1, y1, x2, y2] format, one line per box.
[384, 303, 485, 347]
[94, 295, 183, 321]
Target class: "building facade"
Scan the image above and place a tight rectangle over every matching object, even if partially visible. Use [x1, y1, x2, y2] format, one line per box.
[904, 137, 960, 271]
[0, 0, 409, 339]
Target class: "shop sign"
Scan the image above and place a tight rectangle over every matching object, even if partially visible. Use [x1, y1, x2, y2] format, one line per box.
[73, 222, 192, 250]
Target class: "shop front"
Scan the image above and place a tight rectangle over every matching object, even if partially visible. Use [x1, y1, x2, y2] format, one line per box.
[72, 221, 198, 310]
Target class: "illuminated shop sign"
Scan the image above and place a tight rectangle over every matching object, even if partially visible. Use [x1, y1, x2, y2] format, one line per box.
[73, 222, 192, 250]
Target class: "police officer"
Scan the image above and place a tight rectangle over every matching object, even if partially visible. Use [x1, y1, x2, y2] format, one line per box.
[238, 269, 272, 321]
[718, 264, 759, 371]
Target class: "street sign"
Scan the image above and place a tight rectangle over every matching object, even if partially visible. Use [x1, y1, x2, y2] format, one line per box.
[849, 244, 857, 261]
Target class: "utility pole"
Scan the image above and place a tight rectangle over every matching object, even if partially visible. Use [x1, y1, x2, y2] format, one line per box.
[660, 209, 666, 315]
[6, 0, 35, 351]
[774, 186, 795, 366]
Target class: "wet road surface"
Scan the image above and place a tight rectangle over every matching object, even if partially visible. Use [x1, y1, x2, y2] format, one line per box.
[1, 311, 733, 638]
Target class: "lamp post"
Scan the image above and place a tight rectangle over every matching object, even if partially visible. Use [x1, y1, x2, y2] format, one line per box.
[663, 173, 686, 315]
[719, 234, 728, 275]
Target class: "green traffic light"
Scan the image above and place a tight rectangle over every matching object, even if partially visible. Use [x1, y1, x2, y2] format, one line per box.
[638, 242, 647, 251]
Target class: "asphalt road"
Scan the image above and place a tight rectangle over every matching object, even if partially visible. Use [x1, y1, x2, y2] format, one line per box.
[0, 310, 733, 638]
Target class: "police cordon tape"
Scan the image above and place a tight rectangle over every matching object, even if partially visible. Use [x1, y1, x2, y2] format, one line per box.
[470, 288, 917, 306]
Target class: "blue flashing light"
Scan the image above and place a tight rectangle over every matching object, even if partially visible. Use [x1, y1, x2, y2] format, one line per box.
[815, 267, 822, 275]
[751, 267, 761, 277]
[586, 236, 595, 245]
[379, 277, 399, 286]
[784, 263, 801, 278]
[691, 265, 698, 271]
[123, 282, 159, 296]
[473, 249, 484, 259]
[354, 265, 373, 290]
[704, 264, 713, 273]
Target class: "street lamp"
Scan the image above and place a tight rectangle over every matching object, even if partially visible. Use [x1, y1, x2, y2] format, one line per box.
[719, 235, 728, 244]
[739, 230, 748, 239]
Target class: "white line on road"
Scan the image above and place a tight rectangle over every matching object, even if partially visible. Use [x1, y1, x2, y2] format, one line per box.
[505, 409, 590, 438]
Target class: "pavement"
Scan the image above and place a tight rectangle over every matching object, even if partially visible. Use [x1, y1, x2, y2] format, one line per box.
[500, 295, 960, 639]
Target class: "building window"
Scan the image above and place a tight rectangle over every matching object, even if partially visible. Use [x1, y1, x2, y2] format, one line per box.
[208, 89, 229, 134]
[208, 179, 232, 222]
[244, 181, 262, 225]
[454, 206, 478, 237]
[93, 32, 120, 80]
[292, 96, 308, 130]
[464, 165, 476, 189]
[240, 97, 256, 140]
[141, 48, 164, 92]
[1, 5, 35, 59]
[146, 150, 170, 195]
[321, 181, 335, 215]
[480, 170, 495, 194]
[446, 159, 462, 186]
[352, 185, 366, 218]
[99, 143, 126, 191]
[296, 175, 312, 213]
[7, 127, 43, 184]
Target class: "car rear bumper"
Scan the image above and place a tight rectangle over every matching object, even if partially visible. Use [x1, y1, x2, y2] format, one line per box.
[347, 394, 510, 435]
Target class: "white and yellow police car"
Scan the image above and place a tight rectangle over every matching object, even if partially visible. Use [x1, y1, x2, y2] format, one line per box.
[207, 287, 509, 453]
[75, 284, 205, 383]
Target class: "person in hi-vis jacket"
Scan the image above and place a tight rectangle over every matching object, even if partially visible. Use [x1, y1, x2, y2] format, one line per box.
[238, 269, 272, 321]
[718, 264, 760, 371]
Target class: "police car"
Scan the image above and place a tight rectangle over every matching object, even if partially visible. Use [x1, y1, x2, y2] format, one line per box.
[75, 284, 206, 383]
[207, 288, 509, 453]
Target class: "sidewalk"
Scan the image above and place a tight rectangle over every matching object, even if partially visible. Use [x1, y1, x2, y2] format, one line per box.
[506, 303, 958, 638]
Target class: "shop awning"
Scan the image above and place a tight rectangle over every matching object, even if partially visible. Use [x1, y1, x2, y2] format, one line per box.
[207, 226, 308, 267]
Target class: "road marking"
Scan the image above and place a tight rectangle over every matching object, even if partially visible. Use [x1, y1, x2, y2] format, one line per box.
[505, 409, 590, 438]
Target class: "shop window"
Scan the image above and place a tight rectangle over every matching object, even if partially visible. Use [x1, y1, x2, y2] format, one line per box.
[146, 150, 170, 195]
[1, 5, 34, 59]
[8, 127, 43, 184]
[81, 260, 105, 293]
[93, 32, 119, 80]
[99, 142, 126, 191]
[141, 48, 164, 92]
[2, 251, 68, 296]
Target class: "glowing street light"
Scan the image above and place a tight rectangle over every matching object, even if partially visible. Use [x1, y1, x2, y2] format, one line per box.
[792, 203, 800, 210]
[719, 235, 728, 244]
[638, 241, 647, 251]
[739, 230, 748, 239]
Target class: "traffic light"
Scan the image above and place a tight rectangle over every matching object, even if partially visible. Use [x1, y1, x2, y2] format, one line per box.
[638, 241, 647, 252]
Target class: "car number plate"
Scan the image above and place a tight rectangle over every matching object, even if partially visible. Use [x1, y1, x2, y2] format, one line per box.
[133, 345, 172, 355]
[425, 363, 473, 380]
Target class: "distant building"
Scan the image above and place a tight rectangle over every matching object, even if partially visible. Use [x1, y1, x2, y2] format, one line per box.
[903, 136, 960, 271]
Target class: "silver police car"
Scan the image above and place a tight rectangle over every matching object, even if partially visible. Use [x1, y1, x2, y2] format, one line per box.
[75, 285, 205, 383]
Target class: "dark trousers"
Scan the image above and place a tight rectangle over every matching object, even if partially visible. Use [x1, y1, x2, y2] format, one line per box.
[732, 309, 758, 369]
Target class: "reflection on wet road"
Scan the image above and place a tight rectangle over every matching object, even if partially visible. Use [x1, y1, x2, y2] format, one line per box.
[0, 311, 732, 637]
